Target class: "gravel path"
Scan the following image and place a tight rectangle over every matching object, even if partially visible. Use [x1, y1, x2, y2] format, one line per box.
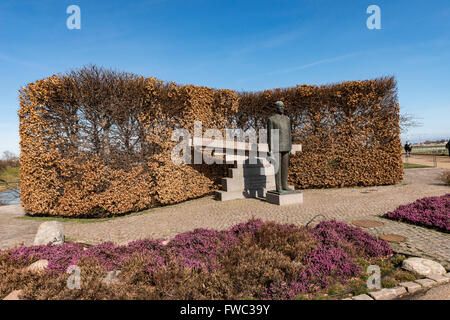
[0, 204, 42, 250]
[1, 168, 449, 268]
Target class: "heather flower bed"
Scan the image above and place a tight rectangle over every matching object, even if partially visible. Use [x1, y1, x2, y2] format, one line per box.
[383, 194, 450, 233]
[0, 219, 417, 300]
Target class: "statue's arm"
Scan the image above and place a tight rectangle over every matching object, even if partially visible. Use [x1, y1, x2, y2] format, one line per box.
[288, 117, 292, 152]
[267, 118, 273, 154]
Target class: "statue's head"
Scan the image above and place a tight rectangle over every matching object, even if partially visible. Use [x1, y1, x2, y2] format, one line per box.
[274, 101, 284, 114]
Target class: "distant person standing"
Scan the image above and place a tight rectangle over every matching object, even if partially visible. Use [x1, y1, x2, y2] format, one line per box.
[446, 139, 450, 157]
[404, 142, 412, 157]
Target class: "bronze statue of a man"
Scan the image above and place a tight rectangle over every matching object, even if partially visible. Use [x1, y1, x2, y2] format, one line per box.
[267, 101, 293, 192]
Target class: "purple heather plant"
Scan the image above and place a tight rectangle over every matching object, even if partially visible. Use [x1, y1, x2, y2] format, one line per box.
[229, 219, 265, 237]
[166, 228, 239, 271]
[4, 218, 394, 300]
[302, 245, 361, 288]
[9, 239, 166, 273]
[314, 220, 392, 257]
[263, 281, 300, 300]
[383, 194, 449, 232]
[10, 242, 85, 273]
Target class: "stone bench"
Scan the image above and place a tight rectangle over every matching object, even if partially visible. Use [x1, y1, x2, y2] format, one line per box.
[187, 138, 302, 201]
[188, 137, 302, 162]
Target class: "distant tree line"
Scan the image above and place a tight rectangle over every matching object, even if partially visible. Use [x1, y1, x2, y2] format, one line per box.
[0, 151, 19, 170]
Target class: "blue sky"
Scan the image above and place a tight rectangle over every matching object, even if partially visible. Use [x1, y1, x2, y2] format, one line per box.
[0, 0, 449, 155]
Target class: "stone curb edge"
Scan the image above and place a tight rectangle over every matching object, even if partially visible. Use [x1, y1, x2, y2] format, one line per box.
[342, 272, 450, 300]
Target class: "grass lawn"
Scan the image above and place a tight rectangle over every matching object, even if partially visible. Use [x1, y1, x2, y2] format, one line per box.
[0, 166, 20, 192]
[410, 146, 447, 155]
[403, 163, 432, 169]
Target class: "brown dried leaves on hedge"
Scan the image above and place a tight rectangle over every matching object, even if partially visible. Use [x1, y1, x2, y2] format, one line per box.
[19, 66, 402, 217]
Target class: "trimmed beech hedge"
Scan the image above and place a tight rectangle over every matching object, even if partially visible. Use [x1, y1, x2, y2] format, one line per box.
[19, 66, 402, 217]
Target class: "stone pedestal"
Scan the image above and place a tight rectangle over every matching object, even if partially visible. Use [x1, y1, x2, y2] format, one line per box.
[266, 190, 303, 206]
[215, 158, 275, 201]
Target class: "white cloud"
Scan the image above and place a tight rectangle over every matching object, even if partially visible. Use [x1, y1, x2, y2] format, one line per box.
[0, 53, 45, 69]
[270, 51, 364, 74]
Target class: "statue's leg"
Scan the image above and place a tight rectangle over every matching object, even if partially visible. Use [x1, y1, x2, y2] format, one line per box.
[274, 152, 282, 192]
[281, 152, 290, 190]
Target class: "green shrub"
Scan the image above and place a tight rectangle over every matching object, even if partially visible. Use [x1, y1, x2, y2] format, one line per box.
[381, 276, 397, 288]
[390, 254, 407, 266]
[327, 284, 346, 296]
[392, 270, 417, 282]
[347, 279, 369, 296]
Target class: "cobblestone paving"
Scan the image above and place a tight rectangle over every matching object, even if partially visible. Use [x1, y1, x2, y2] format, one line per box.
[341, 216, 450, 269]
[1, 168, 449, 268]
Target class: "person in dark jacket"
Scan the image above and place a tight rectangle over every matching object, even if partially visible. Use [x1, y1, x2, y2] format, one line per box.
[446, 140, 450, 157]
[404, 142, 412, 157]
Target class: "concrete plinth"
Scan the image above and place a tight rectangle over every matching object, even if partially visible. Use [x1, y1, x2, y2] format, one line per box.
[215, 158, 276, 201]
[266, 190, 303, 206]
